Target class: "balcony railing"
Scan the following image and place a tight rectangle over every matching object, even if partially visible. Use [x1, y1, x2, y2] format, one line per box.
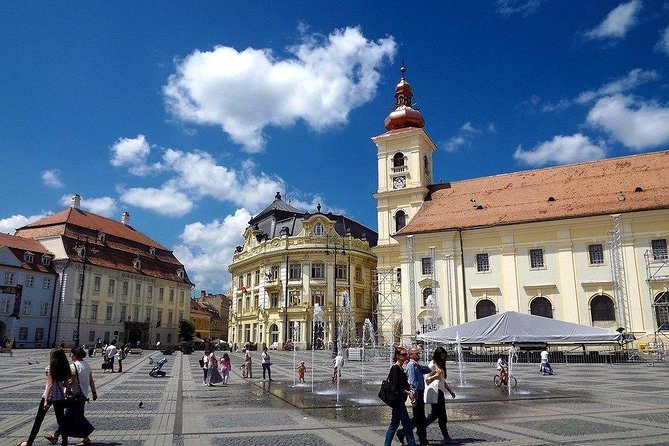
[391, 165, 408, 174]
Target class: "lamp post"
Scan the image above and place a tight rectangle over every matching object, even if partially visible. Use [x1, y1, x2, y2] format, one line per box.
[326, 232, 346, 357]
[73, 239, 98, 347]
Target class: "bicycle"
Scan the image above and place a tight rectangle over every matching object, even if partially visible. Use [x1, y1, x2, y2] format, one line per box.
[493, 371, 517, 388]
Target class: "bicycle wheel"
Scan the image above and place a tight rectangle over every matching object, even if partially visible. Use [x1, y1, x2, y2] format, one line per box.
[493, 374, 502, 387]
[509, 375, 517, 389]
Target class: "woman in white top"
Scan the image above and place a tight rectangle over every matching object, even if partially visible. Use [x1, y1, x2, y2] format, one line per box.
[261, 347, 272, 381]
[424, 346, 456, 444]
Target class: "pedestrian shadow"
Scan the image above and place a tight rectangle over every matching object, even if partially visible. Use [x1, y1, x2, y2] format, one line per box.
[448, 438, 486, 444]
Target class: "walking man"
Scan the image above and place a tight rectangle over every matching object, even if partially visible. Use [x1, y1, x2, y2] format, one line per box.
[397, 346, 432, 446]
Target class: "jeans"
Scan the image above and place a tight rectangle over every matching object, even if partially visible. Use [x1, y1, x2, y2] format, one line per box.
[411, 389, 428, 443]
[262, 363, 272, 380]
[384, 403, 417, 446]
[51, 401, 69, 445]
[426, 390, 449, 439]
[25, 397, 49, 445]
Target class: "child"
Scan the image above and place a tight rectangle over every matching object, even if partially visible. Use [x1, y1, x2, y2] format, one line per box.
[297, 361, 306, 382]
[332, 354, 344, 383]
[220, 353, 231, 384]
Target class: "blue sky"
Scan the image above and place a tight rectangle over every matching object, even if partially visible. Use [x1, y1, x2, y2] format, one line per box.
[2, 1, 669, 294]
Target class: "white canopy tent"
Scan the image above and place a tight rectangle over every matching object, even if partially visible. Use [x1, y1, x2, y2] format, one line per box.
[417, 311, 623, 345]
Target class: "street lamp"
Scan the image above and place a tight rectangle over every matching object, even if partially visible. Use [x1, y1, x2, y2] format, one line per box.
[326, 232, 346, 357]
[73, 239, 98, 347]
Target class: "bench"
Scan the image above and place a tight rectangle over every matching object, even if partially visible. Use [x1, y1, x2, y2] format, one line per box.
[0, 347, 13, 357]
[130, 348, 143, 355]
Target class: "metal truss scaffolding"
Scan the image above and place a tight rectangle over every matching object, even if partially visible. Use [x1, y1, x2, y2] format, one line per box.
[608, 214, 631, 332]
[372, 268, 402, 347]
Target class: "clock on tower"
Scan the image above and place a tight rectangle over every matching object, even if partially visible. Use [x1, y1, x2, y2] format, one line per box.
[393, 176, 406, 189]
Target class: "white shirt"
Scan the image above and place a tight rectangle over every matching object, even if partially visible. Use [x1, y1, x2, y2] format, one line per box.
[333, 355, 344, 369]
[71, 360, 92, 398]
[106, 345, 118, 359]
[541, 350, 549, 362]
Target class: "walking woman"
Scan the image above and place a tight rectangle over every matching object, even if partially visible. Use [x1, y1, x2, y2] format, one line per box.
[425, 346, 457, 444]
[16, 348, 68, 446]
[43, 349, 72, 446]
[383, 346, 417, 446]
[219, 353, 231, 385]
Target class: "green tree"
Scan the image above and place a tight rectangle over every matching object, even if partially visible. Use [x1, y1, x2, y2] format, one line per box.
[179, 319, 195, 342]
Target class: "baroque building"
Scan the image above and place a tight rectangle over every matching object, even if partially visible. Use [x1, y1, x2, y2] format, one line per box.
[0, 233, 57, 348]
[197, 290, 230, 340]
[14, 194, 193, 348]
[374, 67, 669, 344]
[228, 193, 377, 350]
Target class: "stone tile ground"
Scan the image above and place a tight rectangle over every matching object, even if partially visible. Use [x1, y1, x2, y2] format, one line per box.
[2, 348, 669, 445]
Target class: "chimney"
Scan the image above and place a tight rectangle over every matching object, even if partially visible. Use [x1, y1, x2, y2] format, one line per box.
[200, 290, 206, 299]
[70, 194, 81, 209]
[121, 211, 130, 225]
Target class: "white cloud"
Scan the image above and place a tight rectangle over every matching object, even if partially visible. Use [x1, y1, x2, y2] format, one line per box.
[586, 1, 642, 40]
[587, 94, 669, 150]
[443, 135, 467, 152]
[0, 213, 51, 234]
[119, 186, 193, 217]
[110, 135, 162, 176]
[574, 69, 659, 104]
[59, 195, 118, 218]
[163, 26, 396, 152]
[543, 68, 659, 112]
[442, 121, 495, 152]
[173, 209, 252, 293]
[514, 133, 607, 166]
[41, 170, 64, 188]
[496, 0, 543, 17]
[655, 26, 669, 55]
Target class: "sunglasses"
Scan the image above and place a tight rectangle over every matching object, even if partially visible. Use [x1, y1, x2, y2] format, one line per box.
[399, 352, 408, 356]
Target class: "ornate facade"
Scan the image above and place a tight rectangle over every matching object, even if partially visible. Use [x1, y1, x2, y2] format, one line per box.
[374, 67, 669, 344]
[228, 193, 377, 350]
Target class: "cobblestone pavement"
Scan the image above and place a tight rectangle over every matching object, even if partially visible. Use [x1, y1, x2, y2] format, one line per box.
[2, 348, 669, 445]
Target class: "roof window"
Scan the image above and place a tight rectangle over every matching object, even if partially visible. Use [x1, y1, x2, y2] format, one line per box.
[149, 246, 156, 256]
[634, 187, 644, 192]
[177, 268, 185, 279]
[97, 232, 106, 243]
[41, 256, 52, 266]
[24, 252, 34, 263]
[547, 196, 556, 202]
[133, 257, 141, 270]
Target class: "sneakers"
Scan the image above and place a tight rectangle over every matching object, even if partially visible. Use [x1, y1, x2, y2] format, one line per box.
[44, 434, 58, 445]
[396, 429, 405, 445]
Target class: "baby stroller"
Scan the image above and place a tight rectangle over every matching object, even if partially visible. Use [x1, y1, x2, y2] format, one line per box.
[149, 358, 167, 377]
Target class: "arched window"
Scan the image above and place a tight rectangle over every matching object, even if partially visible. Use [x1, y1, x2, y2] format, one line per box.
[476, 299, 496, 319]
[395, 210, 406, 232]
[269, 324, 280, 344]
[530, 296, 553, 318]
[422, 287, 433, 306]
[590, 295, 616, 327]
[655, 292, 669, 331]
[393, 152, 405, 168]
[314, 222, 323, 236]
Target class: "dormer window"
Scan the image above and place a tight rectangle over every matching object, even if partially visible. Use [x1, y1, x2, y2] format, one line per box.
[133, 258, 141, 270]
[149, 247, 156, 256]
[24, 252, 34, 263]
[97, 232, 106, 244]
[41, 256, 52, 266]
[177, 268, 185, 279]
[314, 222, 323, 237]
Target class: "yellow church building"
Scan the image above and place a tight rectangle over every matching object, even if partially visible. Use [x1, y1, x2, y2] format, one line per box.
[373, 67, 669, 344]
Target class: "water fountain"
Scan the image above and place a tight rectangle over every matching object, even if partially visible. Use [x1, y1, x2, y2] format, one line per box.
[507, 344, 518, 396]
[456, 333, 466, 387]
[311, 303, 323, 393]
[292, 321, 299, 387]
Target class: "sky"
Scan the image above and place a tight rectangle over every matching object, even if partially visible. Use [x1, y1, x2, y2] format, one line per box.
[2, 1, 669, 294]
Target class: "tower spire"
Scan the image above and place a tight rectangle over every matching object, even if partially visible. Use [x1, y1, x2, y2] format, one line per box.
[384, 64, 425, 131]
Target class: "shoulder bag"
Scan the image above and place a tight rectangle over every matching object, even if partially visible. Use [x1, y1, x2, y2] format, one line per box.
[378, 369, 401, 407]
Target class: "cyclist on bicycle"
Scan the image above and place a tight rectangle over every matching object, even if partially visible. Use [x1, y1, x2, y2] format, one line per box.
[496, 355, 509, 384]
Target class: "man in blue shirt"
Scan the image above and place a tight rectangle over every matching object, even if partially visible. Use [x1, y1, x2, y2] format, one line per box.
[397, 346, 432, 446]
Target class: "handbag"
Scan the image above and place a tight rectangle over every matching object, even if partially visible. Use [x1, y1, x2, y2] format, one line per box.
[378, 369, 401, 407]
[424, 375, 439, 404]
[198, 357, 205, 367]
[63, 364, 87, 408]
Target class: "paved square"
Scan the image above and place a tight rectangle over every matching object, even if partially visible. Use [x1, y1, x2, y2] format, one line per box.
[2, 349, 669, 445]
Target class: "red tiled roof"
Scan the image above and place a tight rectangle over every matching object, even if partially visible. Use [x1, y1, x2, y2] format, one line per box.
[17, 208, 167, 250]
[15, 207, 192, 285]
[0, 233, 57, 274]
[399, 150, 669, 235]
[0, 233, 53, 253]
